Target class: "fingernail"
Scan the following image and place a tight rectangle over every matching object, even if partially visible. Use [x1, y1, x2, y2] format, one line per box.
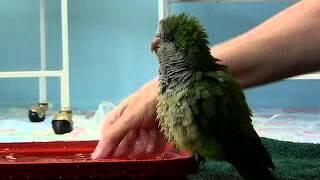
[146, 144, 155, 154]
[91, 144, 104, 160]
[91, 150, 99, 159]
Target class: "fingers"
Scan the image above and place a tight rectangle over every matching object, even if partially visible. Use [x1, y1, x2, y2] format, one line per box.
[145, 129, 158, 154]
[112, 130, 137, 158]
[101, 110, 117, 127]
[92, 127, 168, 159]
[91, 127, 125, 159]
[125, 129, 167, 159]
[145, 129, 167, 155]
[153, 131, 168, 155]
[127, 130, 149, 159]
[91, 137, 115, 159]
[91, 109, 130, 159]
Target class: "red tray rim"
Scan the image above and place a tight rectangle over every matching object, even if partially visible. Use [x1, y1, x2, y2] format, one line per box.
[0, 140, 195, 165]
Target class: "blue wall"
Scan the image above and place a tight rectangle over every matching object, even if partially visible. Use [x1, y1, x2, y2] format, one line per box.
[0, 0, 317, 110]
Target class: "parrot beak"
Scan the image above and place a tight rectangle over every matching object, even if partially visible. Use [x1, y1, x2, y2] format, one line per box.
[151, 37, 161, 53]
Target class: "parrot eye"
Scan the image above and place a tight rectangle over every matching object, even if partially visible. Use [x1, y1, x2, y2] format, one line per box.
[157, 33, 174, 42]
[168, 36, 174, 42]
[155, 34, 160, 38]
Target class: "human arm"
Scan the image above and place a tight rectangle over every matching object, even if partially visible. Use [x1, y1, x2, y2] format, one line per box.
[213, 0, 320, 88]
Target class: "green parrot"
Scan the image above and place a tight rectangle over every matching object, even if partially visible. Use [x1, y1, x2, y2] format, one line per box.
[151, 14, 276, 180]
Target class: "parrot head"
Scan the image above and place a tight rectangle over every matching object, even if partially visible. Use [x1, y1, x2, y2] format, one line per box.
[151, 14, 218, 93]
[151, 13, 215, 70]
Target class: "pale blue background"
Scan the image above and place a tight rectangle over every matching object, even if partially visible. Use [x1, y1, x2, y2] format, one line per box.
[0, 0, 318, 110]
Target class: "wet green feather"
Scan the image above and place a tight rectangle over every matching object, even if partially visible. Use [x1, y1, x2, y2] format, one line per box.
[155, 13, 275, 179]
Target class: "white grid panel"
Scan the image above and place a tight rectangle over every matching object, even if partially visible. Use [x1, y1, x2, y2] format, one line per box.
[0, 0, 71, 109]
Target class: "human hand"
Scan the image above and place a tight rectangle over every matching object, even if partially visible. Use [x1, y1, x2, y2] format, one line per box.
[91, 79, 167, 159]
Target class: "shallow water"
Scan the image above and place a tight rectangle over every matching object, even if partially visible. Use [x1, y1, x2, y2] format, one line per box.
[0, 151, 185, 164]
[0, 153, 91, 163]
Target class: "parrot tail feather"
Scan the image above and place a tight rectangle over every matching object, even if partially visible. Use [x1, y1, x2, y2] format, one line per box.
[194, 153, 206, 166]
[224, 136, 277, 180]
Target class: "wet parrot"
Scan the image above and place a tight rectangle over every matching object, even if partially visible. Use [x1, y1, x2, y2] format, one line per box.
[151, 14, 276, 180]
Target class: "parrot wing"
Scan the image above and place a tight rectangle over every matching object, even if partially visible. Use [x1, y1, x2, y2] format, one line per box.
[187, 70, 276, 179]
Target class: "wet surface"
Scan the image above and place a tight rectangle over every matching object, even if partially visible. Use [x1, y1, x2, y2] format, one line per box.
[0, 152, 186, 164]
[0, 141, 189, 164]
[0, 153, 91, 163]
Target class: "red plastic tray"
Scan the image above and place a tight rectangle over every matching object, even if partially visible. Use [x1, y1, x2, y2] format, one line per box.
[0, 141, 198, 179]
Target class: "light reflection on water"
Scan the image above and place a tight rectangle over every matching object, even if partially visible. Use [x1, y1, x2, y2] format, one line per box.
[0, 151, 184, 163]
[0, 153, 91, 163]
